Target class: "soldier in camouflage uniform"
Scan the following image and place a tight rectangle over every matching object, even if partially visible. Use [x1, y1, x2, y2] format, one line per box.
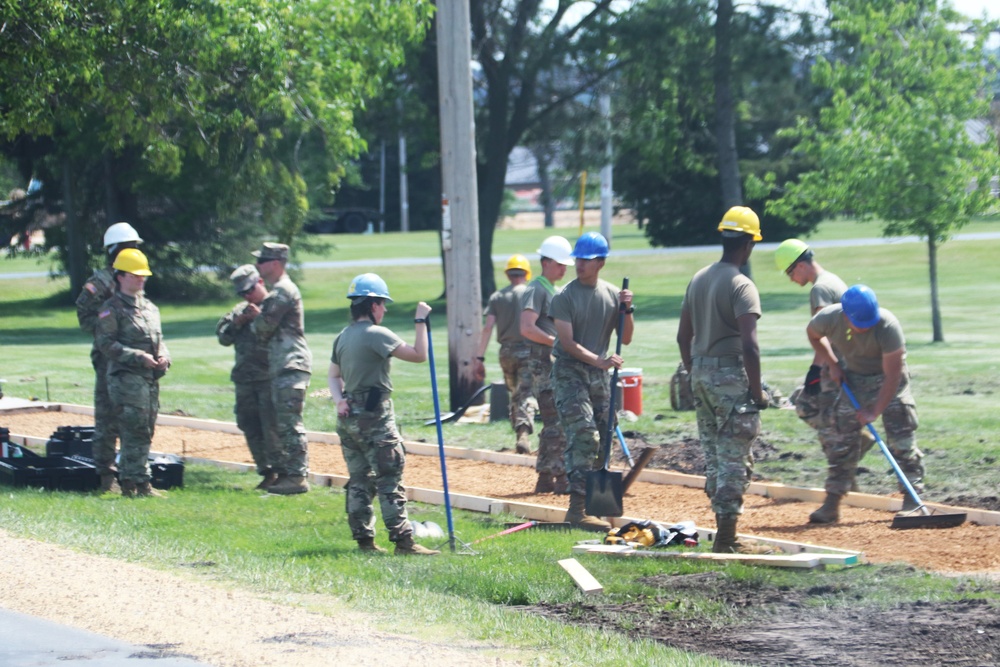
[476, 254, 536, 454]
[807, 284, 924, 521]
[251, 243, 312, 495]
[75, 222, 143, 492]
[217, 265, 281, 490]
[328, 273, 439, 556]
[676, 207, 768, 553]
[519, 236, 574, 494]
[551, 233, 633, 532]
[94, 248, 170, 498]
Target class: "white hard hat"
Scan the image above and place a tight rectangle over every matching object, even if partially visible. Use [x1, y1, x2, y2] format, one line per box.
[103, 222, 143, 247]
[537, 236, 573, 266]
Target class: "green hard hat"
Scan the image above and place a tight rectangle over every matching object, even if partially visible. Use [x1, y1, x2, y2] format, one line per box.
[775, 239, 810, 273]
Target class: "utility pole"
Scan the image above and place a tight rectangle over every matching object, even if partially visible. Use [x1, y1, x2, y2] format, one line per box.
[599, 92, 613, 242]
[398, 99, 410, 233]
[437, 0, 483, 410]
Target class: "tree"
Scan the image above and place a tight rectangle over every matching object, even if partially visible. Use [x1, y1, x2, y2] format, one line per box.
[0, 0, 432, 296]
[769, 0, 1000, 342]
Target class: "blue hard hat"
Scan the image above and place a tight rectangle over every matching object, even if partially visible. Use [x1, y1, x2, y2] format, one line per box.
[571, 232, 610, 259]
[841, 284, 879, 329]
[347, 273, 392, 302]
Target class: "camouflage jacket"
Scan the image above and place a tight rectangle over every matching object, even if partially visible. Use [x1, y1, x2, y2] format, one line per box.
[217, 302, 270, 384]
[95, 291, 171, 380]
[253, 273, 312, 376]
[75, 267, 116, 347]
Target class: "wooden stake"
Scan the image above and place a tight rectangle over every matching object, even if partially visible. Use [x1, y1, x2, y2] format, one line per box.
[558, 558, 604, 595]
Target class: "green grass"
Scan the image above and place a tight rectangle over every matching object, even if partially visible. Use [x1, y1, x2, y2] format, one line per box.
[2, 216, 1000, 661]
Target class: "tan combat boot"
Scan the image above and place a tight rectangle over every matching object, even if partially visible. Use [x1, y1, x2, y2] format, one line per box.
[712, 515, 740, 553]
[808, 493, 842, 524]
[99, 473, 121, 495]
[357, 538, 388, 554]
[533, 473, 555, 494]
[136, 481, 165, 498]
[564, 492, 611, 533]
[515, 427, 533, 455]
[255, 469, 279, 490]
[120, 480, 138, 498]
[394, 536, 440, 556]
[268, 475, 310, 495]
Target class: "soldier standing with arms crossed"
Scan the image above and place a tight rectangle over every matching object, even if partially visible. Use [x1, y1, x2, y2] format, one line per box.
[328, 273, 439, 555]
[676, 207, 768, 553]
[475, 254, 536, 454]
[551, 232, 633, 532]
[95, 249, 170, 497]
[251, 243, 313, 495]
[217, 265, 281, 490]
[76, 222, 143, 493]
[807, 284, 924, 521]
[519, 236, 574, 493]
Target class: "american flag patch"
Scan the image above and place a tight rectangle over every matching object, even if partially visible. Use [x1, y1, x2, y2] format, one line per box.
[84, 283, 97, 294]
[98, 309, 111, 318]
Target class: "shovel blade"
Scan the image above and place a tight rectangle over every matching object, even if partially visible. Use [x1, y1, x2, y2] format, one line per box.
[585, 469, 624, 517]
[890, 511, 967, 530]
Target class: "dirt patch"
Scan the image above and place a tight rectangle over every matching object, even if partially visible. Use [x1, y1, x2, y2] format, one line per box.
[530, 570, 1000, 667]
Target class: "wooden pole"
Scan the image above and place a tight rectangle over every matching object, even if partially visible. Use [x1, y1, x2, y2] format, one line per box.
[436, 0, 483, 410]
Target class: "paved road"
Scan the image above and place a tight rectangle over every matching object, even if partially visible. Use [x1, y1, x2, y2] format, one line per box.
[2, 231, 999, 279]
[0, 607, 213, 667]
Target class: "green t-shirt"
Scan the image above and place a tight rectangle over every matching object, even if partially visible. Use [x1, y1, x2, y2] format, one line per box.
[330, 321, 403, 394]
[550, 278, 619, 359]
[681, 262, 761, 358]
[809, 305, 905, 375]
[520, 277, 558, 338]
[810, 270, 847, 313]
[485, 283, 527, 345]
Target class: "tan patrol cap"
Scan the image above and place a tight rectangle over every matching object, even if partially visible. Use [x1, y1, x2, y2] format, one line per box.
[230, 264, 260, 294]
[251, 242, 289, 262]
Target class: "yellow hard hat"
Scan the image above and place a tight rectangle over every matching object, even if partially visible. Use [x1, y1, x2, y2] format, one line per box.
[717, 206, 762, 242]
[505, 254, 531, 281]
[775, 238, 810, 273]
[112, 248, 152, 276]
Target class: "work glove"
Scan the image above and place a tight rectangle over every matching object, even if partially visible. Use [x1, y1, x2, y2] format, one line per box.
[804, 364, 822, 396]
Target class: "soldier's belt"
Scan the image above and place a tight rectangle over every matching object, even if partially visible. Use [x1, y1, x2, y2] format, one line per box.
[691, 355, 742, 368]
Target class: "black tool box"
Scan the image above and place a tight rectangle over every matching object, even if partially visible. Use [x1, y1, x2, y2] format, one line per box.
[45, 425, 96, 458]
[0, 456, 100, 491]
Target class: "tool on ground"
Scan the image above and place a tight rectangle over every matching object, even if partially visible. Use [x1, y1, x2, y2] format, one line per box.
[585, 277, 629, 518]
[471, 520, 538, 545]
[615, 425, 635, 467]
[841, 383, 966, 530]
[425, 315, 474, 553]
[423, 384, 491, 426]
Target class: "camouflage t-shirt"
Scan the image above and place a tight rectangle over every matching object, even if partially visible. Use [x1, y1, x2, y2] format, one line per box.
[681, 262, 761, 358]
[520, 277, 558, 338]
[76, 267, 116, 345]
[331, 321, 403, 394]
[810, 270, 848, 313]
[95, 291, 170, 379]
[216, 302, 270, 384]
[485, 283, 527, 345]
[253, 273, 312, 376]
[809, 305, 905, 375]
[550, 278, 619, 360]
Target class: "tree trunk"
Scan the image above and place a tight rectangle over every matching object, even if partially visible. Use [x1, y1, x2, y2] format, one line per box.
[714, 0, 742, 210]
[62, 158, 86, 298]
[536, 149, 555, 229]
[928, 236, 944, 343]
[477, 158, 506, 301]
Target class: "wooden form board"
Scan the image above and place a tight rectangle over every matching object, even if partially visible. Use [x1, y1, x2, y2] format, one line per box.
[572, 544, 826, 569]
[5, 402, 998, 528]
[558, 558, 604, 595]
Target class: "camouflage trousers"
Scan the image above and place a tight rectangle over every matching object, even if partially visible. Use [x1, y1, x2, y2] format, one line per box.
[90, 347, 118, 476]
[107, 372, 158, 484]
[525, 343, 565, 476]
[235, 380, 281, 475]
[271, 370, 310, 477]
[337, 394, 412, 543]
[690, 362, 760, 518]
[553, 358, 611, 495]
[819, 371, 923, 495]
[499, 342, 536, 433]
